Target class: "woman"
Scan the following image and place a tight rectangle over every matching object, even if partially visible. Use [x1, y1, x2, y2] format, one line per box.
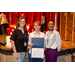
[45, 19, 61, 62]
[28, 21, 45, 62]
[10, 17, 28, 62]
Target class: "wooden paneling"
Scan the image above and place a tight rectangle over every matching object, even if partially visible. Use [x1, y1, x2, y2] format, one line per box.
[61, 12, 66, 40]
[74, 32, 75, 42]
[74, 13, 75, 42]
[60, 12, 75, 42]
[67, 12, 73, 41]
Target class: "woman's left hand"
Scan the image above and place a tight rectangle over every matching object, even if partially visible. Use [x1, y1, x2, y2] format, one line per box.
[25, 52, 28, 58]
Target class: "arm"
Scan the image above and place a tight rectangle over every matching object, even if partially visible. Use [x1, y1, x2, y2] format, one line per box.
[11, 40, 17, 54]
[25, 31, 28, 57]
[56, 32, 61, 51]
[45, 31, 47, 49]
[10, 30, 19, 59]
[44, 34, 46, 49]
[41, 34, 46, 59]
[26, 30, 28, 52]
[28, 33, 33, 47]
[11, 40, 19, 59]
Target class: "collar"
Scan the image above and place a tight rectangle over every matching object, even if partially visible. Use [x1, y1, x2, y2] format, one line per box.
[47, 29, 55, 35]
[33, 31, 41, 36]
[33, 31, 41, 34]
[48, 29, 54, 32]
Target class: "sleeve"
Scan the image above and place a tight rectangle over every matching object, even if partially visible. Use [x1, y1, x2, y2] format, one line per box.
[28, 33, 31, 44]
[56, 32, 61, 51]
[44, 31, 48, 46]
[10, 30, 17, 42]
[44, 34, 46, 46]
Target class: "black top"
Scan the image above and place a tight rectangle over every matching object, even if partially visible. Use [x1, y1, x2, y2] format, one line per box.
[10, 29, 28, 53]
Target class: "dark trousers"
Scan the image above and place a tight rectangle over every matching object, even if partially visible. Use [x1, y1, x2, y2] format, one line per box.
[28, 53, 43, 62]
[45, 48, 58, 62]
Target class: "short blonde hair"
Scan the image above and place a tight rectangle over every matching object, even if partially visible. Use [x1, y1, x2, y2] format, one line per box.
[33, 21, 41, 26]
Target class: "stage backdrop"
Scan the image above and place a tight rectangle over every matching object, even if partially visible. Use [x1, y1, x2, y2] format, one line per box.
[0, 12, 60, 32]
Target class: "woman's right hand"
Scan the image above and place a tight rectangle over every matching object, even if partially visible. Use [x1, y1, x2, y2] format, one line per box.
[14, 53, 19, 59]
[29, 43, 34, 47]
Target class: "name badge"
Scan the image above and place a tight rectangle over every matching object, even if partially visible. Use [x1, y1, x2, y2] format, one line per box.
[24, 42, 27, 46]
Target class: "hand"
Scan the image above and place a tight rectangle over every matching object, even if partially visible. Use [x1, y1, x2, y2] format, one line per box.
[25, 52, 28, 58]
[41, 55, 45, 59]
[14, 53, 19, 59]
[29, 43, 34, 47]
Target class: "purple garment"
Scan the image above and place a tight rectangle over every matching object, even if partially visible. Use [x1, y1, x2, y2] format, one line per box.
[45, 48, 58, 62]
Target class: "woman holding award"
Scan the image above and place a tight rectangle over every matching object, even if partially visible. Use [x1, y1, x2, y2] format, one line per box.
[28, 21, 45, 62]
[45, 19, 61, 62]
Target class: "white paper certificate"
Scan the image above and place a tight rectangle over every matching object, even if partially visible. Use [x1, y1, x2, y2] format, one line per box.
[31, 48, 44, 58]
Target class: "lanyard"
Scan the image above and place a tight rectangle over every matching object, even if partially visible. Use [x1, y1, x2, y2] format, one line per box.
[24, 30, 26, 42]
[19, 28, 26, 42]
[34, 32, 40, 38]
[47, 29, 54, 45]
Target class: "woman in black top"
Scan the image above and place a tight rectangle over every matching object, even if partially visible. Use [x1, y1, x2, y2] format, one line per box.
[10, 17, 28, 62]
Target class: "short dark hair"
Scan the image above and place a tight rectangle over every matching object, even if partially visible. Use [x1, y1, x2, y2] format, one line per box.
[48, 19, 55, 24]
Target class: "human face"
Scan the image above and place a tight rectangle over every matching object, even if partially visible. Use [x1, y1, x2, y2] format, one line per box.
[48, 21, 54, 31]
[34, 23, 40, 31]
[19, 19, 26, 27]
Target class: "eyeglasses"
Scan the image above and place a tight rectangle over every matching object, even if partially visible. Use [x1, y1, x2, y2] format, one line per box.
[34, 25, 40, 26]
[49, 23, 54, 25]
[20, 21, 25, 23]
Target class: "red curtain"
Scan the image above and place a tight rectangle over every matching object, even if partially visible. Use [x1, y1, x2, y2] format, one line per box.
[0, 12, 60, 32]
